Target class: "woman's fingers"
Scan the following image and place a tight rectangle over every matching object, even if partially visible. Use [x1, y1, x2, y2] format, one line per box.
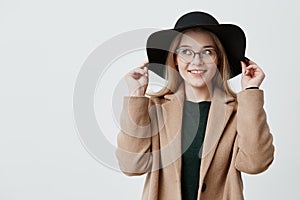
[247, 60, 257, 65]
[142, 61, 149, 67]
[132, 68, 147, 75]
[125, 62, 149, 96]
[129, 65, 148, 78]
[240, 61, 247, 74]
[139, 61, 149, 70]
[240, 59, 265, 90]
[246, 65, 258, 71]
[241, 59, 259, 76]
[245, 65, 257, 76]
[241, 61, 254, 76]
[137, 62, 149, 72]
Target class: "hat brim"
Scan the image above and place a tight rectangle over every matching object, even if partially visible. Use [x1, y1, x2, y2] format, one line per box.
[146, 24, 246, 79]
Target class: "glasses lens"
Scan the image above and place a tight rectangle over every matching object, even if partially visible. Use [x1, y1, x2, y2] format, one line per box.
[177, 49, 193, 63]
[201, 49, 217, 64]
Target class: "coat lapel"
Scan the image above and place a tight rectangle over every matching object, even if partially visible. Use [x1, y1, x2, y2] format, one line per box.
[160, 83, 185, 178]
[199, 88, 235, 185]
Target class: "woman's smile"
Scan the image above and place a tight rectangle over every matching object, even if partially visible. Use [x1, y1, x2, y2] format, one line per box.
[187, 69, 207, 76]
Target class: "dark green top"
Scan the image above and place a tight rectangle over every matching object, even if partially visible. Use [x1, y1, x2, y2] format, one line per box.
[181, 101, 211, 200]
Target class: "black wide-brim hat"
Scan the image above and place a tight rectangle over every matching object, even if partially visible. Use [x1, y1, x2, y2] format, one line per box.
[146, 11, 247, 79]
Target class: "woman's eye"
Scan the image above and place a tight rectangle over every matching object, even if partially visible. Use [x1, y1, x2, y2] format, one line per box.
[182, 49, 192, 55]
[202, 49, 212, 55]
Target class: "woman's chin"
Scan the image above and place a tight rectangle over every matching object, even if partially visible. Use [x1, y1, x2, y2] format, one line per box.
[187, 80, 208, 89]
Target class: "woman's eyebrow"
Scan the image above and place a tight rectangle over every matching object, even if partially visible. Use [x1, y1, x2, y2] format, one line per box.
[177, 44, 192, 48]
[202, 45, 215, 49]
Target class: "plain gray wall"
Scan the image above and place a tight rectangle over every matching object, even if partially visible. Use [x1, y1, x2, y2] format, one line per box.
[0, 0, 299, 199]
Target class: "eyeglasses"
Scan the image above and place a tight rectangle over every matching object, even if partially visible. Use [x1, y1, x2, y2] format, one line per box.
[175, 47, 218, 64]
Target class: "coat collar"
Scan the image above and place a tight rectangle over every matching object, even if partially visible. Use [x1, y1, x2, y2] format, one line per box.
[161, 82, 236, 183]
[163, 82, 235, 104]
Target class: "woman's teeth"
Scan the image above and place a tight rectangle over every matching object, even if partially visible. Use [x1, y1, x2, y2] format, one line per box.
[188, 69, 207, 74]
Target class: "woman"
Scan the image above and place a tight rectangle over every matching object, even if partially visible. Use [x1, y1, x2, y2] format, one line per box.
[116, 11, 274, 200]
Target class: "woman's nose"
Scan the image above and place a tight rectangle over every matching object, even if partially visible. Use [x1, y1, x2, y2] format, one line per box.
[190, 53, 204, 66]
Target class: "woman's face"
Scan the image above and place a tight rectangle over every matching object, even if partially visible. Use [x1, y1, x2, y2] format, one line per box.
[176, 30, 218, 89]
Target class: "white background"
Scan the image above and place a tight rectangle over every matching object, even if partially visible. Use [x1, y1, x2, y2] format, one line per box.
[1, 0, 299, 199]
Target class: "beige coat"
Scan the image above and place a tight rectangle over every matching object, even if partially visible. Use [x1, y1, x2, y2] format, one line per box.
[116, 84, 275, 200]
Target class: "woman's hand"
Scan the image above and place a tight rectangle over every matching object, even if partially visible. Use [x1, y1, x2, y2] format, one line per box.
[240, 60, 265, 90]
[125, 62, 149, 96]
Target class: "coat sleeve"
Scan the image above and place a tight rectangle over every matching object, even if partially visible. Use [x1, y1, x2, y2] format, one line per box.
[235, 89, 275, 174]
[115, 96, 155, 176]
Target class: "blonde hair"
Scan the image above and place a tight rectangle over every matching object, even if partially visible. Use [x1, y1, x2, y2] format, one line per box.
[146, 27, 236, 98]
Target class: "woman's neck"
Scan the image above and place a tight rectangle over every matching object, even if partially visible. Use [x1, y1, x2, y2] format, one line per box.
[184, 83, 212, 102]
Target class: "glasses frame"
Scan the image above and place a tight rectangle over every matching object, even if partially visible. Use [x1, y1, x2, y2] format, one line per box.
[175, 47, 218, 64]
